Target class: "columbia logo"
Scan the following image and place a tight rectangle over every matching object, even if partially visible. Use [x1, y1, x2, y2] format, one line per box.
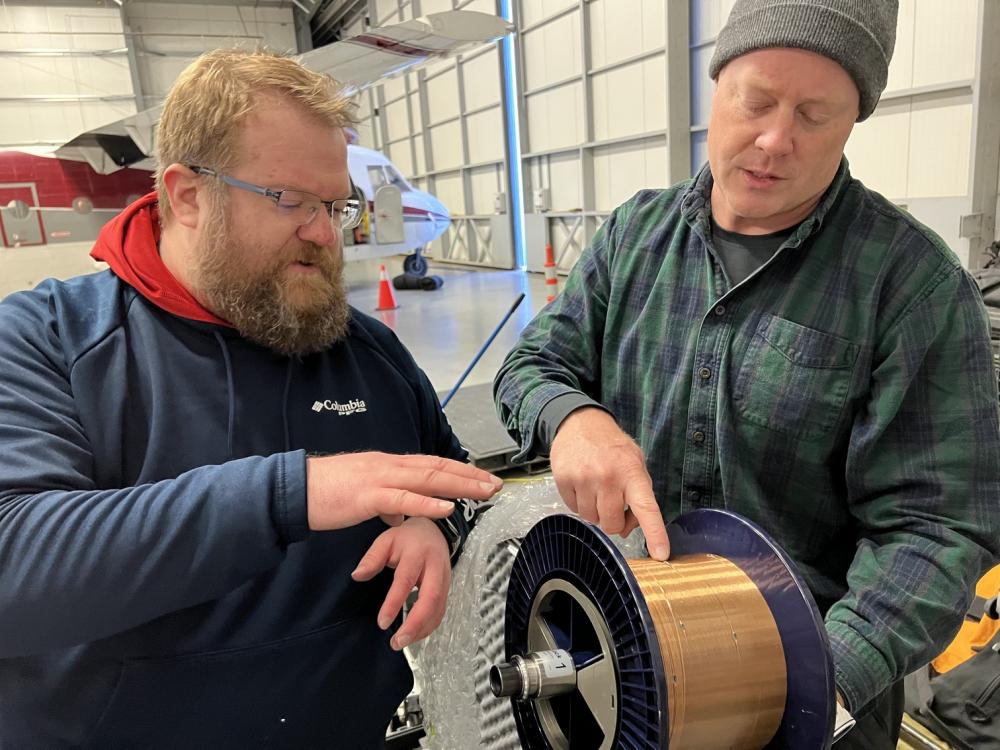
[311, 398, 368, 416]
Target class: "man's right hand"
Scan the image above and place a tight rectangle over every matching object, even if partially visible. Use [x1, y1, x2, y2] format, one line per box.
[549, 408, 670, 561]
[306, 453, 502, 530]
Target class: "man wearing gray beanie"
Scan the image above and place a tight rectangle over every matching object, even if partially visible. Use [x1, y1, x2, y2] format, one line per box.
[496, 1, 999, 747]
[709, 0, 897, 121]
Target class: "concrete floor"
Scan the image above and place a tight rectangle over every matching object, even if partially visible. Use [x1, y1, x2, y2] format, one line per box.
[0, 241, 106, 299]
[344, 257, 549, 394]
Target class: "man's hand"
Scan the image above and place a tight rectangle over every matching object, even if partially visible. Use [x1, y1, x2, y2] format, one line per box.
[550, 408, 669, 560]
[351, 517, 451, 651]
[306, 453, 502, 530]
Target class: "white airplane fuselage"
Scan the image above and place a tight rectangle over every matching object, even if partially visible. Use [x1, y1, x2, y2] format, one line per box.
[343, 145, 450, 263]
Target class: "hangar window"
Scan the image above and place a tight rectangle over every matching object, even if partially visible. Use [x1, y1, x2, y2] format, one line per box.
[368, 166, 387, 189]
[5, 199, 29, 221]
[384, 165, 411, 193]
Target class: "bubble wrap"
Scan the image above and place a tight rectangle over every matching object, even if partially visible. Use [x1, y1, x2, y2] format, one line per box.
[416, 477, 647, 750]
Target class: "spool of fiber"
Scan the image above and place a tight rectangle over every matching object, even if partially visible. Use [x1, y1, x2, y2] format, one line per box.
[491, 510, 836, 749]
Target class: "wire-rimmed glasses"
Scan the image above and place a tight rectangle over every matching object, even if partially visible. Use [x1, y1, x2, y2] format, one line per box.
[189, 165, 362, 231]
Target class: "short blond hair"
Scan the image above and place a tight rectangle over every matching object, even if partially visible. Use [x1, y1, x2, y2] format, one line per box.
[154, 47, 357, 223]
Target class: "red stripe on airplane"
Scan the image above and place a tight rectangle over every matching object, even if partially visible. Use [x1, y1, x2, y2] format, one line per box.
[349, 34, 439, 59]
[0, 151, 152, 209]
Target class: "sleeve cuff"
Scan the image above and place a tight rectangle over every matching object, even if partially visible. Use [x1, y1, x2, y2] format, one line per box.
[272, 450, 310, 546]
[826, 619, 894, 715]
[505, 383, 609, 464]
[535, 393, 612, 456]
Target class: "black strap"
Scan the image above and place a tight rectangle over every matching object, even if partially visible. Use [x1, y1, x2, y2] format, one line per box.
[967, 595, 988, 622]
[964, 594, 1000, 622]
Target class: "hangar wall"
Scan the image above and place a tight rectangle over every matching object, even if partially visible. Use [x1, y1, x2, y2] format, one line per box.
[0, 0, 295, 153]
[514, 0, 689, 273]
[349, 0, 690, 272]
[0, 2, 135, 151]
[124, 2, 296, 104]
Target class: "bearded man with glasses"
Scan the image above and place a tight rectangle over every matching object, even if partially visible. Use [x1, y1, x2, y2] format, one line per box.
[182, 164, 362, 356]
[0, 48, 501, 748]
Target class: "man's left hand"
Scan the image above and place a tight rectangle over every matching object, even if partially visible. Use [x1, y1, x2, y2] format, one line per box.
[351, 517, 451, 651]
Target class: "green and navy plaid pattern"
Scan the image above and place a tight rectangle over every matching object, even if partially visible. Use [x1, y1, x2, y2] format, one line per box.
[495, 160, 1000, 712]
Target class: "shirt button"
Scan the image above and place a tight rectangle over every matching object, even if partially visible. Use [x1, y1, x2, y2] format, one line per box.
[687, 489, 700, 503]
[699, 367, 712, 380]
[714, 305, 726, 316]
[692, 430, 705, 445]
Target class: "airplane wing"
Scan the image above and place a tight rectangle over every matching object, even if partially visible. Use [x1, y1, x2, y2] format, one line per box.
[301, 10, 511, 91]
[55, 105, 161, 175]
[53, 10, 512, 174]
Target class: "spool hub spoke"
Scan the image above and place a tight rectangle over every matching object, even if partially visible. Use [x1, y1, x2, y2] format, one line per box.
[576, 655, 616, 736]
[528, 613, 560, 651]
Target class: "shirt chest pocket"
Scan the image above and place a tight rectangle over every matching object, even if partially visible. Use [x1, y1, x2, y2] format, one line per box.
[733, 315, 859, 441]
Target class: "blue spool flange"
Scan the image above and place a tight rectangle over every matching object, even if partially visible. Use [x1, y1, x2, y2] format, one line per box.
[502, 509, 835, 749]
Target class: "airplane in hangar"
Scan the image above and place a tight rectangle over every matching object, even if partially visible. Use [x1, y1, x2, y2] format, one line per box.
[0, 9, 510, 276]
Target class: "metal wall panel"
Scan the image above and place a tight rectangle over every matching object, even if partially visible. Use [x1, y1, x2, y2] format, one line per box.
[966, 0, 1000, 267]
[0, 1, 296, 152]
[517, 0, 689, 273]
[0, 4, 134, 149]
[125, 2, 296, 103]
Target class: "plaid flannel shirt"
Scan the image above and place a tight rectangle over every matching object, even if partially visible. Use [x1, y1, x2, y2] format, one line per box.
[495, 159, 1000, 712]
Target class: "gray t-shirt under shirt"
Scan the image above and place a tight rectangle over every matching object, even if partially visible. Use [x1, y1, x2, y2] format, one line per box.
[710, 219, 791, 286]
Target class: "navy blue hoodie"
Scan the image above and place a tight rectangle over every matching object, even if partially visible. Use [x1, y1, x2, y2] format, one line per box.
[0, 196, 465, 748]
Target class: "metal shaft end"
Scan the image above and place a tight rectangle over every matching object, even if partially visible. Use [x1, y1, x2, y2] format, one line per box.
[490, 662, 523, 698]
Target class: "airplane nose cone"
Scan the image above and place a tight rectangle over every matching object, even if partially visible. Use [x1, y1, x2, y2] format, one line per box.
[426, 195, 450, 223]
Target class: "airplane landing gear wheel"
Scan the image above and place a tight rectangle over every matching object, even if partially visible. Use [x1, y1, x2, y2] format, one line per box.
[403, 249, 428, 277]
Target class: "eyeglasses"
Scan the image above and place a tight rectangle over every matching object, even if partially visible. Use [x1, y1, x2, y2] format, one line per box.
[189, 166, 362, 231]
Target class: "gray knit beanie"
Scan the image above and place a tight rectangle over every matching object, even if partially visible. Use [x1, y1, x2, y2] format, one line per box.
[708, 0, 898, 121]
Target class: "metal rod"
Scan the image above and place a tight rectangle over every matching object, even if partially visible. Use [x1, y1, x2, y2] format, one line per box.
[0, 94, 134, 102]
[0, 48, 127, 56]
[898, 720, 950, 750]
[0, 31, 263, 39]
[441, 292, 525, 408]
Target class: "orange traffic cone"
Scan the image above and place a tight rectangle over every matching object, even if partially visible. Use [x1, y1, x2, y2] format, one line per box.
[376, 263, 398, 311]
[544, 244, 559, 303]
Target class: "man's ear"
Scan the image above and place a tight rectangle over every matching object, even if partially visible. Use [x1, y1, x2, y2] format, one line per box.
[162, 164, 202, 229]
